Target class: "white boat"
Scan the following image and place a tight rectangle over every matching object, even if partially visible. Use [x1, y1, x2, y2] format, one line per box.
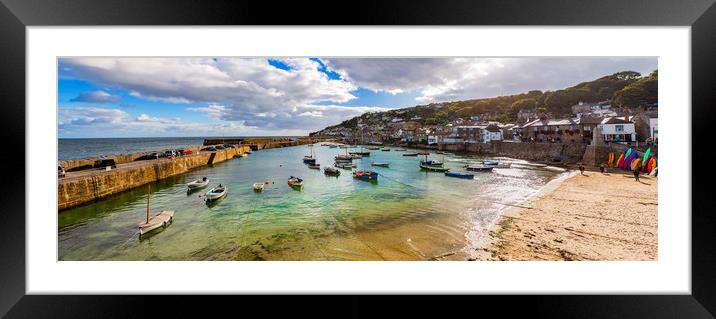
[336, 162, 353, 169]
[253, 183, 264, 192]
[187, 177, 209, 189]
[137, 184, 174, 236]
[205, 184, 228, 201]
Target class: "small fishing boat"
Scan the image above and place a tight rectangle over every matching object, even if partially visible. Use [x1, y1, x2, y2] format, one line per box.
[309, 163, 321, 169]
[303, 156, 316, 164]
[420, 160, 444, 166]
[482, 161, 511, 169]
[445, 171, 474, 179]
[205, 184, 228, 201]
[381, 148, 390, 151]
[371, 162, 389, 167]
[464, 165, 494, 172]
[137, 184, 174, 236]
[349, 151, 371, 156]
[329, 145, 338, 148]
[335, 162, 353, 169]
[335, 157, 352, 163]
[324, 166, 341, 175]
[420, 164, 450, 172]
[253, 183, 264, 192]
[350, 154, 362, 159]
[187, 177, 209, 189]
[353, 170, 378, 182]
[417, 152, 430, 155]
[288, 176, 303, 188]
[367, 147, 381, 150]
[403, 153, 419, 157]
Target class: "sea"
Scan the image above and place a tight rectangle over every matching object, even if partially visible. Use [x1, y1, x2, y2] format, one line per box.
[58, 137, 297, 160]
[58, 143, 564, 261]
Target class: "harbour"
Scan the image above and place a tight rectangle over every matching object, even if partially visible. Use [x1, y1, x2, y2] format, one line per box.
[58, 142, 562, 261]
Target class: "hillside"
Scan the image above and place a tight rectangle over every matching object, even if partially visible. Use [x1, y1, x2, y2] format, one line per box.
[312, 70, 657, 134]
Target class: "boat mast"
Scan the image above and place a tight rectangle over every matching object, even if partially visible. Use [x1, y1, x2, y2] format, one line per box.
[146, 184, 151, 224]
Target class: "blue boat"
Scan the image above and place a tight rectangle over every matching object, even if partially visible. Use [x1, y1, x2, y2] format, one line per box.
[353, 170, 378, 182]
[303, 157, 316, 164]
[420, 160, 444, 166]
[445, 171, 474, 179]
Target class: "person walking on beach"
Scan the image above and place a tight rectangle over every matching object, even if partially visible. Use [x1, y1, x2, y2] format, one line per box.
[633, 167, 640, 182]
[599, 163, 606, 174]
[578, 163, 585, 175]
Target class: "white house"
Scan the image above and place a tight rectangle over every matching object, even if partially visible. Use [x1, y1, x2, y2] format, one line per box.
[599, 117, 636, 143]
[649, 117, 658, 140]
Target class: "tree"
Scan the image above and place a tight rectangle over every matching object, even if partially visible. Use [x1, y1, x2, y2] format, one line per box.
[612, 71, 642, 81]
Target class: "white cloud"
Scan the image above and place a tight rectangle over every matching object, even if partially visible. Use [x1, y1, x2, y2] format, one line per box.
[323, 57, 658, 103]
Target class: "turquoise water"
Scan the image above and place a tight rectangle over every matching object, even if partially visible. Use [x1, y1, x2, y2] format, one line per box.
[58, 145, 560, 260]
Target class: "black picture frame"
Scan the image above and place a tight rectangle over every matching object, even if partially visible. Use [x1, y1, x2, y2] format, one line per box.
[1, 0, 714, 317]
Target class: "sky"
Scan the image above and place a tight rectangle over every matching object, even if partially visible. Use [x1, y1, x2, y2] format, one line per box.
[58, 57, 657, 138]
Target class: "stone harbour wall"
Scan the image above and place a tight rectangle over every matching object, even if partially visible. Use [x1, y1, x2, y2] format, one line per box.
[58, 146, 250, 211]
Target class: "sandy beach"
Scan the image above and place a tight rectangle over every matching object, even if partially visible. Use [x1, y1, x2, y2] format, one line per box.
[474, 169, 658, 261]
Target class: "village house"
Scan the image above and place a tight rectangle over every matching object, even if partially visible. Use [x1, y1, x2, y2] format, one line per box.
[522, 118, 582, 143]
[599, 117, 636, 144]
[517, 108, 536, 123]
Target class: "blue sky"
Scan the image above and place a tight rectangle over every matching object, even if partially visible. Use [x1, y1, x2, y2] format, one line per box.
[58, 57, 657, 138]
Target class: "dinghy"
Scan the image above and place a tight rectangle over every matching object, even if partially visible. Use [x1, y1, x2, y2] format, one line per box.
[137, 184, 174, 236]
[420, 160, 443, 166]
[336, 162, 353, 169]
[464, 165, 494, 172]
[353, 170, 378, 182]
[420, 164, 450, 172]
[445, 171, 474, 179]
[205, 184, 228, 201]
[403, 153, 419, 157]
[187, 177, 209, 189]
[371, 162, 389, 167]
[309, 163, 321, 169]
[288, 176, 303, 188]
[324, 166, 341, 175]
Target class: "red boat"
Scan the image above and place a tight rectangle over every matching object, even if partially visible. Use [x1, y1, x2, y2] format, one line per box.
[308, 163, 321, 169]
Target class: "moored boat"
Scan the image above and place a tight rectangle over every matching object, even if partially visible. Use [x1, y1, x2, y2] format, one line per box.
[403, 153, 419, 156]
[417, 152, 430, 155]
[420, 160, 443, 166]
[464, 165, 494, 172]
[381, 148, 390, 151]
[187, 177, 209, 189]
[205, 184, 228, 201]
[396, 148, 407, 151]
[367, 147, 381, 150]
[324, 166, 341, 175]
[371, 162, 389, 167]
[309, 163, 321, 169]
[445, 171, 474, 179]
[303, 156, 316, 164]
[137, 184, 174, 236]
[349, 151, 371, 156]
[335, 154, 353, 162]
[353, 170, 378, 182]
[335, 162, 353, 169]
[288, 176, 303, 188]
[253, 183, 264, 192]
[420, 164, 450, 172]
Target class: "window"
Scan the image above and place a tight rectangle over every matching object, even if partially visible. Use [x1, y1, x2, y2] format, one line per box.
[615, 125, 624, 132]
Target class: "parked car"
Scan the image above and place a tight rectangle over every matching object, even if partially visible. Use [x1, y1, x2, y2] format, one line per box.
[215, 145, 225, 150]
[164, 150, 176, 157]
[94, 158, 117, 169]
[149, 151, 163, 159]
[181, 149, 193, 155]
[223, 144, 235, 149]
[201, 146, 217, 152]
[58, 165, 66, 178]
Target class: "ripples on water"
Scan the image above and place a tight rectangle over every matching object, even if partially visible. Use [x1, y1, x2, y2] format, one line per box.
[58, 145, 560, 261]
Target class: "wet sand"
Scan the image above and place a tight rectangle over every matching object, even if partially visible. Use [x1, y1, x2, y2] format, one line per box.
[474, 170, 657, 261]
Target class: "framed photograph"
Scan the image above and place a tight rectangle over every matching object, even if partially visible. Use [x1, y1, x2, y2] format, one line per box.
[1, 0, 714, 317]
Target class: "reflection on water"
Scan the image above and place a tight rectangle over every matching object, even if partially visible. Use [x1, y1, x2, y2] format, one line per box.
[58, 145, 560, 260]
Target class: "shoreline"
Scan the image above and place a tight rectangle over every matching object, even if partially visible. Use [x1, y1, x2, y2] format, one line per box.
[472, 169, 658, 261]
